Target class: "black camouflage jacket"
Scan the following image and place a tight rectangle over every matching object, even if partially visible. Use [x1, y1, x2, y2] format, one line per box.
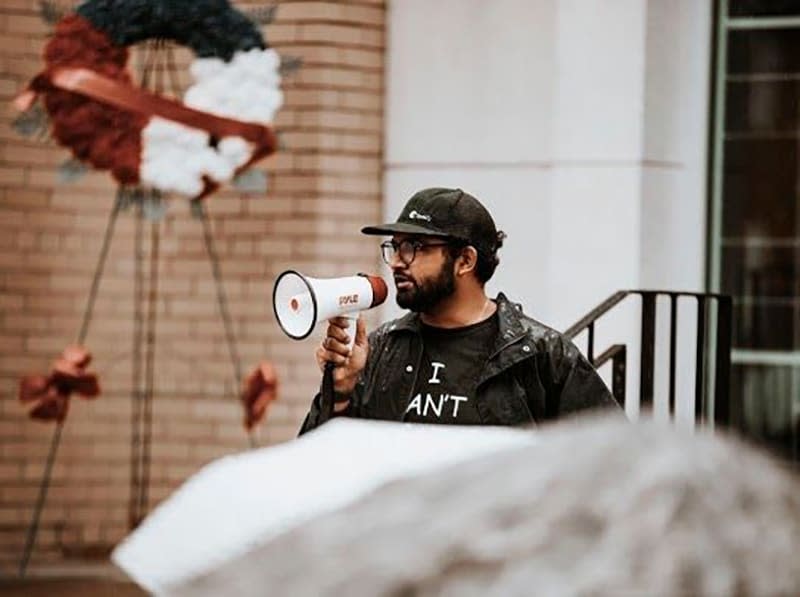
[299, 293, 619, 434]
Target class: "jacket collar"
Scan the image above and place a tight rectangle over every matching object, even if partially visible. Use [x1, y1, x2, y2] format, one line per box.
[488, 292, 528, 355]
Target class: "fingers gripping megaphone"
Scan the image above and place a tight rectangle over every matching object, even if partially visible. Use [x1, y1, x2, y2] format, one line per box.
[272, 270, 388, 341]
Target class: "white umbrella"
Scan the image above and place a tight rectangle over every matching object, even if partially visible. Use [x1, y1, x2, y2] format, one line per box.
[111, 418, 535, 594]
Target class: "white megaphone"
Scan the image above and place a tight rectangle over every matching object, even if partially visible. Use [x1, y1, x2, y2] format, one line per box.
[272, 270, 388, 340]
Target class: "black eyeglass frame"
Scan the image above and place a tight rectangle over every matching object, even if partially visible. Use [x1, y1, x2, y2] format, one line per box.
[379, 238, 457, 266]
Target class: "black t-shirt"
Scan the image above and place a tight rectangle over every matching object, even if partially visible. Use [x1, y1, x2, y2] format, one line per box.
[402, 312, 499, 425]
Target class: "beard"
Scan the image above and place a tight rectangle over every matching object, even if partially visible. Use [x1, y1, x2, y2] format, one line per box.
[394, 255, 456, 312]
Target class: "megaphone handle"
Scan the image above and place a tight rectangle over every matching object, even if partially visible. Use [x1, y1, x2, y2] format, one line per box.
[342, 313, 358, 351]
[321, 361, 336, 421]
[321, 313, 357, 421]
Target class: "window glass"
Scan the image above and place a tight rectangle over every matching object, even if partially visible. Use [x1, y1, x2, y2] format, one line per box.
[728, 29, 800, 74]
[729, 364, 799, 461]
[729, 0, 800, 18]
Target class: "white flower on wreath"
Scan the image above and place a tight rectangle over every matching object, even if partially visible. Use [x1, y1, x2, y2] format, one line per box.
[140, 48, 283, 197]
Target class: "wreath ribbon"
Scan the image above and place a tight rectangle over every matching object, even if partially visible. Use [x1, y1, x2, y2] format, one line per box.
[18, 67, 277, 199]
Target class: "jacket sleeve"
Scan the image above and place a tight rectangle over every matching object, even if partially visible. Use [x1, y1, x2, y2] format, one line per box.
[547, 334, 622, 417]
[296, 391, 348, 436]
[297, 327, 383, 436]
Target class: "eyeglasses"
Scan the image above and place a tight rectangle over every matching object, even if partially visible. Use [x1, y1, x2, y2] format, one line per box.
[380, 239, 451, 266]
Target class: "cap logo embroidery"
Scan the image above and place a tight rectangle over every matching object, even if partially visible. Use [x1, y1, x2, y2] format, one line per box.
[408, 210, 431, 222]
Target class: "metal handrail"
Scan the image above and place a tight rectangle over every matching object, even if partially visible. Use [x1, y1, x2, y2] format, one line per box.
[564, 290, 733, 426]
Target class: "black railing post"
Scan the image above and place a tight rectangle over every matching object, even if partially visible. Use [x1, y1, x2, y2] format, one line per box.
[668, 294, 678, 419]
[695, 297, 707, 424]
[593, 344, 627, 409]
[714, 296, 732, 427]
[639, 292, 657, 410]
[587, 322, 595, 363]
[612, 345, 626, 408]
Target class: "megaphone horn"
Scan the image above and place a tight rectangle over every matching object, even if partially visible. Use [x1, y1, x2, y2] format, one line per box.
[272, 270, 388, 340]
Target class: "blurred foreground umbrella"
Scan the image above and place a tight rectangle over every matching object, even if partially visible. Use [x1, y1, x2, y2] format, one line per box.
[118, 416, 800, 597]
[240, 361, 278, 431]
[18, 345, 100, 422]
[112, 420, 533, 594]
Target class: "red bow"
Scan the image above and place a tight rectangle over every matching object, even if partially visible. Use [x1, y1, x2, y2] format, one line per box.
[240, 361, 278, 431]
[19, 345, 100, 422]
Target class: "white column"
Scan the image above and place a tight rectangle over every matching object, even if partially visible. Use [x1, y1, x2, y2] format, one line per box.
[383, 0, 557, 320]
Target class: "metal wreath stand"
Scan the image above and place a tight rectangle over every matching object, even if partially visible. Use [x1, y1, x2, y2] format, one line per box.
[18, 34, 274, 577]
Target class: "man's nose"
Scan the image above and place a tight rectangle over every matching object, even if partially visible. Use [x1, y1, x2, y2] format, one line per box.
[389, 252, 407, 270]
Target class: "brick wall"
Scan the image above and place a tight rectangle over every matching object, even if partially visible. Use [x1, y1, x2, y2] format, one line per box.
[0, 0, 385, 574]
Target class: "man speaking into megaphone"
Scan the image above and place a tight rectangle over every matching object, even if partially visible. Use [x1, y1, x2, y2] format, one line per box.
[299, 187, 620, 434]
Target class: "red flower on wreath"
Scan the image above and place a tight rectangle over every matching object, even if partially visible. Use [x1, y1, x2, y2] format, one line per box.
[18, 345, 100, 422]
[37, 14, 145, 184]
[240, 361, 278, 431]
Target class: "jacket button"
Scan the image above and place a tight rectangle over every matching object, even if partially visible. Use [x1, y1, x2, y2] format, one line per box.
[522, 345, 531, 353]
[405, 365, 413, 372]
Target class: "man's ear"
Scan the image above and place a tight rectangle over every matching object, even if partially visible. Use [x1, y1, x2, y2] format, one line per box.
[456, 246, 478, 277]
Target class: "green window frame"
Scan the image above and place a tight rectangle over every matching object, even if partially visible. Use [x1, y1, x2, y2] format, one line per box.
[709, 0, 800, 464]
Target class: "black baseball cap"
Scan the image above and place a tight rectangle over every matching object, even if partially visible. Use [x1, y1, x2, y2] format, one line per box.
[361, 187, 501, 255]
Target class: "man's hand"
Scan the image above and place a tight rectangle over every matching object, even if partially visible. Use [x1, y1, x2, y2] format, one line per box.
[315, 315, 369, 406]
